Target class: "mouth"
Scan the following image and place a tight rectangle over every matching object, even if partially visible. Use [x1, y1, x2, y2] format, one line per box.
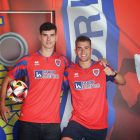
[81, 55, 86, 57]
[46, 42, 51, 45]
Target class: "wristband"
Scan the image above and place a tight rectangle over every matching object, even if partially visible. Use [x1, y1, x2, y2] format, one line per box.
[112, 70, 117, 77]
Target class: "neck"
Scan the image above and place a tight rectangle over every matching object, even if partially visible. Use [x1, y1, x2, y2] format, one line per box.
[78, 59, 93, 69]
[39, 48, 54, 57]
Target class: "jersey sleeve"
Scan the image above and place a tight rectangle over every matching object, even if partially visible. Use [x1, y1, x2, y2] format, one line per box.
[61, 54, 74, 68]
[8, 55, 30, 79]
[62, 67, 70, 91]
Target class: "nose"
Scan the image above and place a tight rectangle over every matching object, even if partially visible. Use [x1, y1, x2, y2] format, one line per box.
[81, 48, 85, 53]
[47, 35, 51, 41]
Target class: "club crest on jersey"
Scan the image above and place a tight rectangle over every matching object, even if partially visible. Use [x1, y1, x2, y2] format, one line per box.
[55, 59, 61, 67]
[92, 69, 100, 76]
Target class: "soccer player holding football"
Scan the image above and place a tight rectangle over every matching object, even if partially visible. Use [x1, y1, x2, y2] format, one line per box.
[0, 22, 73, 140]
[61, 35, 126, 140]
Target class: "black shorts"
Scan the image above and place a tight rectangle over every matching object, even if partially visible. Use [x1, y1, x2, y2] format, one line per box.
[62, 121, 107, 140]
[17, 120, 61, 140]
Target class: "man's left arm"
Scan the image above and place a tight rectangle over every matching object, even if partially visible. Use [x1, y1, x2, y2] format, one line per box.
[104, 65, 126, 85]
[61, 55, 74, 68]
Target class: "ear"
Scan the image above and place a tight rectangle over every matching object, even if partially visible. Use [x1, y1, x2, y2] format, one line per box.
[39, 34, 41, 41]
[75, 49, 77, 55]
[91, 48, 93, 55]
[55, 35, 58, 41]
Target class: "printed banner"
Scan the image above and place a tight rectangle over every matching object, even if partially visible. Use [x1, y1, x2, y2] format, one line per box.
[61, 0, 119, 133]
[0, 0, 140, 140]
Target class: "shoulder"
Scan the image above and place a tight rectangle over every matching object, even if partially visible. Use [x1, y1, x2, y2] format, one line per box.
[58, 53, 69, 61]
[94, 61, 101, 65]
[54, 52, 73, 65]
[54, 52, 69, 61]
[64, 64, 78, 78]
[14, 52, 38, 66]
[65, 63, 77, 71]
[20, 51, 38, 60]
[92, 60, 105, 69]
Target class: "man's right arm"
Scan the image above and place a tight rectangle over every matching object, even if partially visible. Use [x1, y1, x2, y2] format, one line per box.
[0, 75, 14, 122]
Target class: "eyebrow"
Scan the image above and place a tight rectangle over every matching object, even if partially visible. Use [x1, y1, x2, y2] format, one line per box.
[77, 46, 82, 49]
[42, 33, 55, 36]
[77, 46, 89, 48]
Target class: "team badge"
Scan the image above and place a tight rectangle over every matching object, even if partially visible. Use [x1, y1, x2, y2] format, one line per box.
[55, 59, 61, 67]
[92, 69, 100, 76]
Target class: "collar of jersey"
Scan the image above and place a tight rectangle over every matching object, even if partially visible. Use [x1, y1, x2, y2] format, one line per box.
[37, 50, 54, 57]
[78, 60, 95, 68]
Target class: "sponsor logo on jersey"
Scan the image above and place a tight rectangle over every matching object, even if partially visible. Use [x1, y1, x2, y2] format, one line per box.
[74, 73, 79, 77]
[74, 80, 100, 90]
[34, 70, 59, 79]
[55, 59, 61, 67]
[74, 82, 82, 90]
[34, 61, 40, 66]
[34, 70, 42, 78]
[92, 69, 100, 76]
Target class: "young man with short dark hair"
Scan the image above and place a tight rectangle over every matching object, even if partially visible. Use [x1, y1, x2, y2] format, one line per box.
[0, 22, 72, 140]
[62, 35, 126, 140]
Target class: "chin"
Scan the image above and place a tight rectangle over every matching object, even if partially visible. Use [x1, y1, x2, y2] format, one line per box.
[80, 59, 88, 62]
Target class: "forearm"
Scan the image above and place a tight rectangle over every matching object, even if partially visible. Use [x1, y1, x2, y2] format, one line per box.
[104, 67, 126, 85]
[114, 73, 126, 85]
[0, 75, 13, 106]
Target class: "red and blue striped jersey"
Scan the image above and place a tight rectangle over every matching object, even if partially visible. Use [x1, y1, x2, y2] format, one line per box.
[63, 60, 116, 129]
[8, 50, 72, 123]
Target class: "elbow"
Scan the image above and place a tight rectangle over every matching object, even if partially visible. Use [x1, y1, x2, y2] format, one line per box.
[124, 80, 126, 85]
[116, 74, 126, 85]
[120, 79, 126, 85]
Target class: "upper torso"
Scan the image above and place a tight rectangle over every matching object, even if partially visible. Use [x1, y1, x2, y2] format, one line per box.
[8, 51, 72, 123]
[64, 61, 115, 129]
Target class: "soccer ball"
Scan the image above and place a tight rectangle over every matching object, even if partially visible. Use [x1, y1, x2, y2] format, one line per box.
[7, 80, 28, 102]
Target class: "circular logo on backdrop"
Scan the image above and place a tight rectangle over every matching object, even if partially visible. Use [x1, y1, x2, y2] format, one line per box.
[0, 32, 28, 67]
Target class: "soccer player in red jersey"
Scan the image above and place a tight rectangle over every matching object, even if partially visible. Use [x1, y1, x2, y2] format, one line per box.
[62, 35, 126, 140]
[0, 22, 73, 140]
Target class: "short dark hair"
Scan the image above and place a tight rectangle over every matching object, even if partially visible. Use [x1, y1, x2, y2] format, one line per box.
[75, 35, 91, 48]
[39, 22, 57, 34]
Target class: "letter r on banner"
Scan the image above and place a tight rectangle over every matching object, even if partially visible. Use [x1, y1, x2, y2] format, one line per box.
[74, 14, 103, 38]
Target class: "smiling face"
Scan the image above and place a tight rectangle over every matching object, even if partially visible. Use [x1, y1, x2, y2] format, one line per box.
[39, 29, 58, 50]
[75, 41, 93, 63]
